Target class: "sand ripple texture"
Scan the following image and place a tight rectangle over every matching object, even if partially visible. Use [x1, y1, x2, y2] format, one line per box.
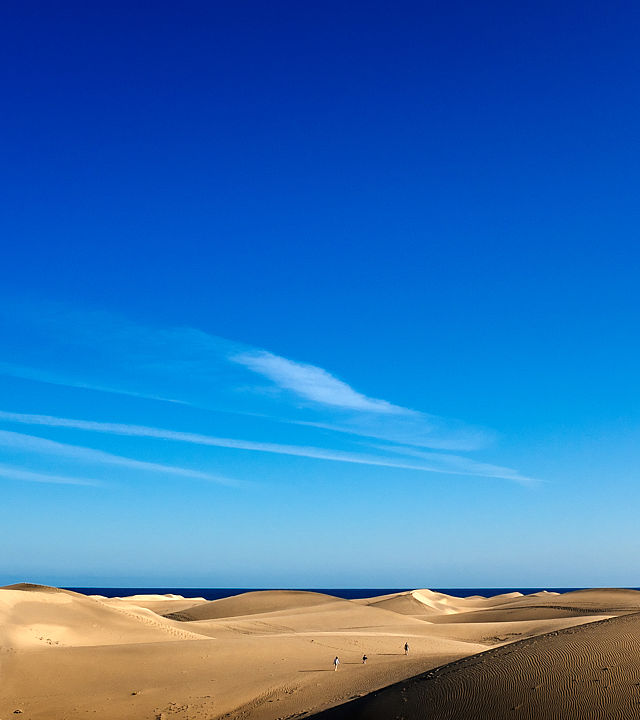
[310, 611, 640, 720]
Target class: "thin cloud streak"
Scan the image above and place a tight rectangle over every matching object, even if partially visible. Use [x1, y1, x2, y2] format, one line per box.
[0, 361, 484, 451]
[0, 410, 534, 483]
[373, 443, 539, 485]
[0, 361, 189, 406]
[292, 418, 490, 452]
[0, 429, 238, 487]
[232, 350, 408, 414]
[0, 464, 102, 487]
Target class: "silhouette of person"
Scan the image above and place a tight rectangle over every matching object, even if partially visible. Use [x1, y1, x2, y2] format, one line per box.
[362, 654, 368, 664]
[333, 656, 340, 671]
[404, 642, 409, 656]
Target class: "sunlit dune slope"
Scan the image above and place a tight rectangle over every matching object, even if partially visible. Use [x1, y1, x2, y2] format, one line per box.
[164, 589, 340, 620]
[0, 583, 209, 648]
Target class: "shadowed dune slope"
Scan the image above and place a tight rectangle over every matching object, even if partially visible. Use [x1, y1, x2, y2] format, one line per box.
[527, 588, 640, 609]
[309, 612, 640, 720]
[165, 589, 340, 621]
[427, 606, 612, 623]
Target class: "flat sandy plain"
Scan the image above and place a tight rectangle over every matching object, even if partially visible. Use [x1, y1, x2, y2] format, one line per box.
[2, 584, 640, 719]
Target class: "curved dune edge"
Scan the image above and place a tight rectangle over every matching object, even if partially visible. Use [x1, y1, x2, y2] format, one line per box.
[307, 611, 640, 720]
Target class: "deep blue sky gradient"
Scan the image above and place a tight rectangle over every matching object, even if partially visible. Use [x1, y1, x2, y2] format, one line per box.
[1, 1, 639, 586]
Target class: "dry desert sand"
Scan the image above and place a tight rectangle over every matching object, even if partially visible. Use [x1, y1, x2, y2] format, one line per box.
[1, 584, 639, 720]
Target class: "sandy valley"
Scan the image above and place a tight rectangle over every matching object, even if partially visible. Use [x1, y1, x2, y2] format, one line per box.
[2, 584, 639, 719]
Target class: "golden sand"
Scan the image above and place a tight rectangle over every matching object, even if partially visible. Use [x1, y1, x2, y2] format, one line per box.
[2, 584, 638, 720]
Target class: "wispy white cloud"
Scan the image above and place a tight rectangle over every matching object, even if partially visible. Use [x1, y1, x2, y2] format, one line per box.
[230, 349, 493, 450]
[232, 350, 407, 414]
[0, 411, 535, 483]
[0, 429, 238, 487]
[0, 304, 491, 452]
[0, 303, 535, 487]
[0, 463, 102, 487]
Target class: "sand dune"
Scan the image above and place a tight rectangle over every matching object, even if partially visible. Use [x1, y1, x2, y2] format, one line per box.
[365, 591, 451, 616]
[165, 589, 340, 621]
[310, 611, 640, 719]
[0, 585, 210, 649]
[361, 588, 534, 617]
[428, 587, 640, 624]
[1, 584, 636, 720]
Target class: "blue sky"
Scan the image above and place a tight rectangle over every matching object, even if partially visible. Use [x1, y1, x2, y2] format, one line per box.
[1, 1, 639, 587]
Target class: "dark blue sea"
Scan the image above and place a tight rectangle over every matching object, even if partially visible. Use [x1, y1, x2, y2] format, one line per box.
[64, 587, 616, 600]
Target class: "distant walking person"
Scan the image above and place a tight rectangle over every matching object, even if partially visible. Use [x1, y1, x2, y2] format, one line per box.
[404, 642, 409, 656]
[362, 654, 368, 664]
[333, 656, 340, 671]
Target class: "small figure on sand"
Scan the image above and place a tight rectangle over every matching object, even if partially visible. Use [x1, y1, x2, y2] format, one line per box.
[362, 654, 368, 664]
[333, 656, 340, 671]
[404, 642, 409, 656]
